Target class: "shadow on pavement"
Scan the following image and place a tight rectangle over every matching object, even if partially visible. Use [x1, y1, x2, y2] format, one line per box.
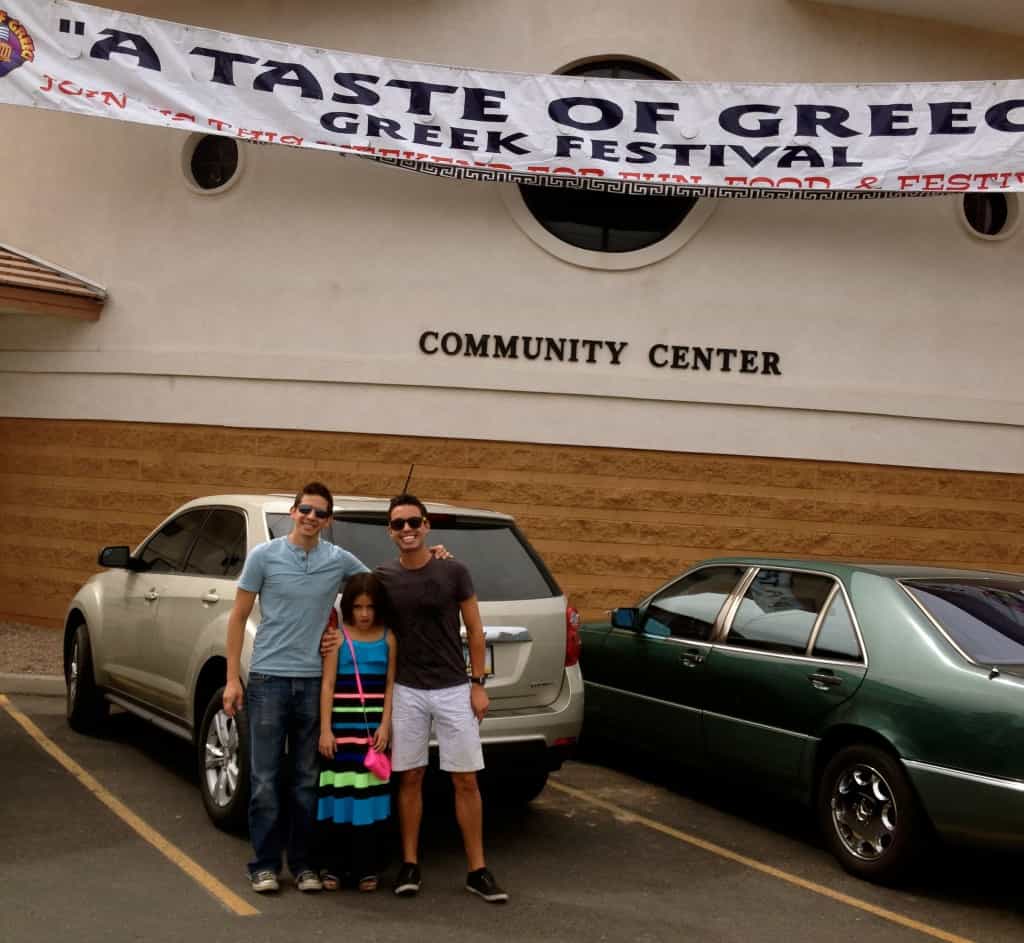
[577, 734, 1024, 917]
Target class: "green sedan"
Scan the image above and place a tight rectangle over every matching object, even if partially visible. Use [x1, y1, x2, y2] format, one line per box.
[579, 558, 1024, 883]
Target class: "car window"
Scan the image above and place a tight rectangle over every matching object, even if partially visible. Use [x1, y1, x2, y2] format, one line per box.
[267, 513, 559, 602]
[643, 566, 746, 641]
[904, 578, 1024, 665]
[725, 569, 835, 655]
[137, 509, 209, 574]
[812, 592, 862, 662]
[184, 509, 247, 578]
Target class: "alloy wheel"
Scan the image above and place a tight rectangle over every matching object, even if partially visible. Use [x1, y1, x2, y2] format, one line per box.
[203, 709, 240, 809]
[67, 637, 79, 704]
[830, 763, 898, 861]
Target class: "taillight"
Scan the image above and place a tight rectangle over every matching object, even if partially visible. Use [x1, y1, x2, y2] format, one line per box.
[565, 604, 581, 667]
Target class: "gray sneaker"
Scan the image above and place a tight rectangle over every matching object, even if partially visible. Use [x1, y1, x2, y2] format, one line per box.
[249, 870, 279, 894]
[294, 870, 323, 892]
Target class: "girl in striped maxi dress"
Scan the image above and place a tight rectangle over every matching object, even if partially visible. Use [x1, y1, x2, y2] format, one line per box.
[316, 573, 396, 892]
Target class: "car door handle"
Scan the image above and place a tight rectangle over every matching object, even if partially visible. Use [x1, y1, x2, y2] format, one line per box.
[144, 590, 159, 602]
[201, 591, 220, 604]
[679, 650, 705, 667]
[808, 671, 842, 689]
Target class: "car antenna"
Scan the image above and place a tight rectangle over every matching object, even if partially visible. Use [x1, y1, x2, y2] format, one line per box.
[402, 464, 415, 493]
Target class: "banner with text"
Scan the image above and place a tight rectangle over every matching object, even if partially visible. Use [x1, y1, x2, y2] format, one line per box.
[2, 2, 1024, 198]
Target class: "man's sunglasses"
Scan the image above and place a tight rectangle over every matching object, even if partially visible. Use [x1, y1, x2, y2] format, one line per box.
[295, 504, 331, 520]
[389, 515, 425, 531]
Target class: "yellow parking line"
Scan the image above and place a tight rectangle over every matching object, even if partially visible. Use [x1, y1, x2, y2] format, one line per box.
[548, 778, 975, 943]
[0, 694, 258, 917]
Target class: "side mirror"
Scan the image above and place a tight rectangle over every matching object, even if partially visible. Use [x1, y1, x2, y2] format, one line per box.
[98, 546, 132, 568]
[611, 607, 640, 630]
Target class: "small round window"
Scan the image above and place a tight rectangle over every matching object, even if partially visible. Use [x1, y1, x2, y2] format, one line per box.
[961, 192, 1018, 241]
[518, 60, 698, 254]
[183, 134, 242, 194]
[519, 180, 696, 254]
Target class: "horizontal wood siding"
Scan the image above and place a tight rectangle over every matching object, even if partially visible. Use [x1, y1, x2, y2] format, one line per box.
[1, 418, 1021, 628]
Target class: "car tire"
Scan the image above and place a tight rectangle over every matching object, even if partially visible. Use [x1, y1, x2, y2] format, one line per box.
[197, 686, 250, 832]
[66, 623, 109, 733]
[817, 743, 926, 884]
[488, 772, 549, 805]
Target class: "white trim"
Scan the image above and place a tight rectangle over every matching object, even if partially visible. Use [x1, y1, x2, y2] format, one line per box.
[1, 349, 1021, 427]
[702, 709, 818, 741]
[3, 372, 1022, 473]
[181, 133, 246, 196]
[957, 192, 1021, 242]
[903, 758, 1024, 792]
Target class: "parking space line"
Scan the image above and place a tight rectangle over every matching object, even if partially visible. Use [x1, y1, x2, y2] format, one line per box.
[0, 694, 259, 917]
[548, 778, 974, 943]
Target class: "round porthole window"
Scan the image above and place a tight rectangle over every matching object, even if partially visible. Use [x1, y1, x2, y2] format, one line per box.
[960, 192, 1018, 241]
[503, 58, 716, 270]
[182, 134, 243, 194]
[519, 179, 697, 254]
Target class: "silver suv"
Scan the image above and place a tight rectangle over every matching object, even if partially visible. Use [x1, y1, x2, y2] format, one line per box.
[63, 494, 584, 829]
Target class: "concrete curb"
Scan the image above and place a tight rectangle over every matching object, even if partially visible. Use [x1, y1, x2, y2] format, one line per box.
[0, 673, 65, 697]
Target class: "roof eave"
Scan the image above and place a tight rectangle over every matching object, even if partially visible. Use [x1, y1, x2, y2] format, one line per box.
[0, 243, 107, 321]
[0, 284, 105, 321]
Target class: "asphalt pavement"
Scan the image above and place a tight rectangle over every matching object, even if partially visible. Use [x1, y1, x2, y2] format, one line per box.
[2, 689, 1022, 943]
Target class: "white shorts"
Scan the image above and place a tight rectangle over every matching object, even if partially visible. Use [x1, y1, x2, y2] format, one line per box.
[391, 682, 484, 773]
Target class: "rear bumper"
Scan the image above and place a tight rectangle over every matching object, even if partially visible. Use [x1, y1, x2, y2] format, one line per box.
[904, 759, 1024, 847]
[480, 739, 576, 774]
[430, 665, 584, 774]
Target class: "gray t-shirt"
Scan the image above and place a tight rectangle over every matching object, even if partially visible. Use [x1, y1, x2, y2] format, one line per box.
[375, 557, 475, 690]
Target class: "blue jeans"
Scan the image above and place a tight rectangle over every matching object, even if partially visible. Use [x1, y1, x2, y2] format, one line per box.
[245, 674, 321, 877]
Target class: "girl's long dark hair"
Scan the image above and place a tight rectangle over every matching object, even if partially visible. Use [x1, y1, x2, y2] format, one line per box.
[339, 572, 391, 626]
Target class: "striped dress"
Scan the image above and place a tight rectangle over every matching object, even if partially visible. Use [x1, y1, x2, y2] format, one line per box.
[316, 630, 391, 828]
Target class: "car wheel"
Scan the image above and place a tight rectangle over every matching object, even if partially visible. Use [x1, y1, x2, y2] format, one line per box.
[818, 744, 926, 883]
[65, 623, 109, 733]
[488, 772, 549, 805]
[197, 686, 250, 832]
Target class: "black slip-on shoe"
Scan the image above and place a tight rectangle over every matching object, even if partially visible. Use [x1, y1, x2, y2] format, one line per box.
[465, 867, 508, 903]
[393, 862, 421, 897]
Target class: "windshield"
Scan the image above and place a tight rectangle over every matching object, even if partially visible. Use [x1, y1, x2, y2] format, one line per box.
[267, 512, 559, 602]
[904, 578, 1024, 665]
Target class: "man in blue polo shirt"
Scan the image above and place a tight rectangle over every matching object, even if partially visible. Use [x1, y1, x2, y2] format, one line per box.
[223, 482, 367, 894]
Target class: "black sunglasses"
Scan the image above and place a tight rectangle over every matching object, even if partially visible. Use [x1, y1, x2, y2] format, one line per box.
[389, 515, 424, 531]
[296, 504, 331, 520]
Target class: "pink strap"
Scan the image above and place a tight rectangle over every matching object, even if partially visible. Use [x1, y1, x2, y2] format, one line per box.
[341, 627, 365, 701]
[341, 627, 373, 740]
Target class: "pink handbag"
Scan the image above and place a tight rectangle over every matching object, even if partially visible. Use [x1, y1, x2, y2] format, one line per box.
[342, 628, 392, 782]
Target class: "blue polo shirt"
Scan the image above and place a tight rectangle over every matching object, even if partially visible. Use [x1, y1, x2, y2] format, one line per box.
[239, 536, 369, 677]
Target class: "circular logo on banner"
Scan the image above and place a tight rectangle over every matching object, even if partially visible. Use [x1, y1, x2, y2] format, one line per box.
[0, 11, 35, 80]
